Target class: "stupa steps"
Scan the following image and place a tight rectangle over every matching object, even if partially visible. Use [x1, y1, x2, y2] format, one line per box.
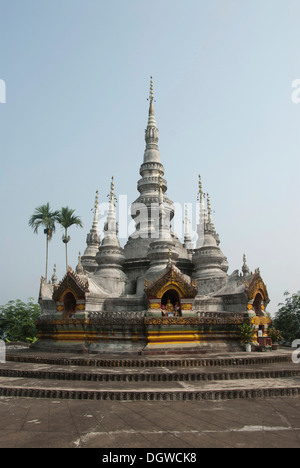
[0, 375, 299, 401]
[0, 350, 299, 401]
[5, 352, 291, 368]
[0, 361, 299, 383]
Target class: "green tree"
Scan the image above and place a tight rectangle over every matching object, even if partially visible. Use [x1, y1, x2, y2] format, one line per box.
[57, 207, 83, 272]
[0, 298, 41, 342]
[273, 291, 300, 343]
[28, 203, 60, 281]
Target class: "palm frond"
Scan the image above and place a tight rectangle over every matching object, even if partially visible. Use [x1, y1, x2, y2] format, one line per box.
[28, 203, 60, 239]
[57, 206, 83, 229]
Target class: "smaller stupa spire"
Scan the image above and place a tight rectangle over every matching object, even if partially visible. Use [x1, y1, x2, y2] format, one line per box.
[242, 253, 250, 277]
[198, 175, 208, 222]
[76, 252, 84, 275]
[51, 264, 57, 285]
[196, 175, 207, 248]
[206, 193, 220, 245]
[105, 176, 118, 237]
[184, 204, 193, 250]
[81, 190, 101, 272]
[92, 190, 99, 226]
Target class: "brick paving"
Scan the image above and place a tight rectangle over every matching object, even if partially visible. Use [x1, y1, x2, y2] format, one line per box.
[0, 396, 300, 448]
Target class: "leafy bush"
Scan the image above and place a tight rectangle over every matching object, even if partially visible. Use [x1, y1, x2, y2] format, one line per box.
[268, 328, 283, 343]
[273, 291, 300, 343]
[0, 298, 41, 342]
[238, 322, 256, 345]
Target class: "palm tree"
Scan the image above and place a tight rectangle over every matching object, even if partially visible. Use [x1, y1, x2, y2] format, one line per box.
[57, 207, 83, 272]
[28, 203, 60, 281]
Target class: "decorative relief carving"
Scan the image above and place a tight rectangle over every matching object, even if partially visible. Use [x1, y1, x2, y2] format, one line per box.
[181, 304, 193, 310]
[36, 318, 89, 326]
[37, 311, 247, 329]
[145, 317, 199, 326]
[89, 311, 146, 326]
[250, 316, 272, 326]
[149, 303, 161, 309]
[145, 312, 245, 326]
[197, 312, 245, 325]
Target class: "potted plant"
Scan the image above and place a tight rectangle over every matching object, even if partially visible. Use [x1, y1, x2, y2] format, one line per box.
[268, 328, 282, 350]
[238, 323, 256, 352]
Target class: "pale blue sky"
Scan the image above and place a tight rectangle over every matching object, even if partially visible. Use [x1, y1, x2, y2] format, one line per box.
[0, 0, 300, 314]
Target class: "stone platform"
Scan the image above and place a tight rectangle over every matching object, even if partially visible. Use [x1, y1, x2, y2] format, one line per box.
[0, 348, 299, 402]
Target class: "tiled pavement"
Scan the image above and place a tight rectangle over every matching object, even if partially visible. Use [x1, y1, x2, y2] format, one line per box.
[0, 396, 300, 448]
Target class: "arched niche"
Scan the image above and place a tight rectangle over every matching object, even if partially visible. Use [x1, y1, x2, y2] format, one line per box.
[253, 292, 264, 316]
[63, 292, 77, 318]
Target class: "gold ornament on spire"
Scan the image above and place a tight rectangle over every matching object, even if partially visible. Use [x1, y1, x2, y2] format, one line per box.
[147, 76, 156, 116]
[92, 190, 99, 215]
[207, 193, 211, 213]
[198, 175, 203, 195]
[149, 76, 154, 102]
[197, 175, 204, 202]
[110, 176, 114, 201]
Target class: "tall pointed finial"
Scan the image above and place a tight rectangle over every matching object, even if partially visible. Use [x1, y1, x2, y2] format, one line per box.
[76, 251, 84, 275]
[92, 190, 99, 223]
[51, 264, 57, 285]
[184, 204, 194, 249]
[94, 190, 99, 212]
[110, 176, 115, 202]
[196, 174, 207, 248]
[198, 174, 203, 198]
[184, 205, 189, 233]
[147, 76, 156, 118]
[242, 253, 250, 277]
[148, 76, 154, 103]
[207, 193, 212, 223]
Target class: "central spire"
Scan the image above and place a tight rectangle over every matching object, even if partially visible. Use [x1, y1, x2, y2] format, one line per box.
[144, 76, 160, 162]
[125, 77, 174, 247]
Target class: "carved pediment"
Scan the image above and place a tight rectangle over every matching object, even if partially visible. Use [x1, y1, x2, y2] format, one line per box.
[52, 270, 89, 302]
[245, 270, 269, 302]
[145, 265, 198, 299]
